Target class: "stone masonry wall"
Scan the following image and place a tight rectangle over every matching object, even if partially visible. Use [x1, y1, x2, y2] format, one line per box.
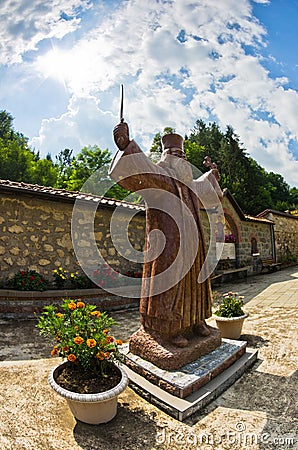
[0, 193, 145, 284]
[217, 196, 273, 271]
[1, 188, 294, 288]
[265, 212, 298, 262]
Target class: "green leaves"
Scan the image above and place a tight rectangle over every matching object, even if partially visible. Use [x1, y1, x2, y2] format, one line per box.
[8, 270, 49, 291]
[214, 292, 245, 318]
[36, 298, 123, 374]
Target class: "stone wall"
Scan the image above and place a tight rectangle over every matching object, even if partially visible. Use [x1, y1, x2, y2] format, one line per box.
[223, 195, 273, 264]
[0, 182, 295, 290]
[259, 210, 298, 263]
[203, 193, 274, 274]
[0, 189, 145, 284]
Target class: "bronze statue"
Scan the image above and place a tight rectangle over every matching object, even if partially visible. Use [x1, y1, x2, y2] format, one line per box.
[110, 120, 223, 369]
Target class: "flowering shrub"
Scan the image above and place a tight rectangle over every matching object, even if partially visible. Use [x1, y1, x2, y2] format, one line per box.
[36, 298, 123, 376]
[52, 267, 68, 289]
[69, 271, 94, 289]
[92, 264, 142, 288]
[52, 268, 93, 289]
[224, 233, 236, 243]
[214, 291, 245, 317]
[124, 270, 143, 278]
[8, 270, 49, 291]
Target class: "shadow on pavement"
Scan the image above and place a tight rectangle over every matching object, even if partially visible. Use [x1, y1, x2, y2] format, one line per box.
[73, 403, 157, 450]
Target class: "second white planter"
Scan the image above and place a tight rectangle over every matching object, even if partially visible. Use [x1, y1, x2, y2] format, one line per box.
[215, 313, 249, 339]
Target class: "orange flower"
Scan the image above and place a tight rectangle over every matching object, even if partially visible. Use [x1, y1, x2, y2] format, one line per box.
[56, 313, 63, 318]
[104, 352, 111, 359]
[105, 336, 114, 343]
[77, 301, 85, 308]
[96, 351, 105, 360]
[115, 339, 123, 346]
[68, 354, 77, 362]
[68, 302, 76, 310]
[90, 310, 101, 317]
[86, 338, 97, 348]
[51, 346, 59, 356]
[62, 346, 69, 352]
[103, 328, 109, 335]
[74, 336, 84, 345]
[74, 325, 79, 330]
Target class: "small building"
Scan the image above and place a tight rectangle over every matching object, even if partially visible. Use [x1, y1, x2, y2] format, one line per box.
[257, 209, 298, 264]
[201, 189, 276, 278]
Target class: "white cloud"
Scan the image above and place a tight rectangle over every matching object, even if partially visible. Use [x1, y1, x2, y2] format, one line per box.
[30, 95, 115, 156]
[1, 0, 298, 187]
[0, 0, 90, 64]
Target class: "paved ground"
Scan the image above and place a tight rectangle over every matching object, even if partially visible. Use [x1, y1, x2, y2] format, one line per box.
[0, 266, 297, 449]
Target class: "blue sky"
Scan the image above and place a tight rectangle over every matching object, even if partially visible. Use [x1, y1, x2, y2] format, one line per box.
[0, 0, 297, 188]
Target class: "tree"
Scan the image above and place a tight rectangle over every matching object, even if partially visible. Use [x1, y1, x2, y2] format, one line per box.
[265, 172, 291, 210]
[0, 110, 58, 186]
[185, 120, 290, 215]
[149, 127, 175, 162]
[64, 145, 112, 192]
[30, 158, 58, 187]
[55, 148, 74, 189]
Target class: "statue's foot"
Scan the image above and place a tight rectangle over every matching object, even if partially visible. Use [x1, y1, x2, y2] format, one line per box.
[171, 335, 189, 348]
[193, 321, 211, 337]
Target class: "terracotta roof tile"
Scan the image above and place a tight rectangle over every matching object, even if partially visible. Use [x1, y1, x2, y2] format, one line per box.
[0, 179, 145, 212]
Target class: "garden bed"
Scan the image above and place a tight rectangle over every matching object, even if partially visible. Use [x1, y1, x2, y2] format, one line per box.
[0, 285, 141, 319]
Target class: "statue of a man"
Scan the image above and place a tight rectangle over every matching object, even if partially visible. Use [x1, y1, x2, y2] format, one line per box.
[110, 122, 223, 351]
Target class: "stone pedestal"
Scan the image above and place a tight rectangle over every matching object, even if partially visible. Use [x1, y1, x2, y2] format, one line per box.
[129, 326, 221, 371]
[122, 340, 258, 421]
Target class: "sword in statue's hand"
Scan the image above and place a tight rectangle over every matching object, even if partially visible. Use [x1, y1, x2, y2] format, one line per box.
[110, 84, 129, 173]
[120, 83, 124, 123]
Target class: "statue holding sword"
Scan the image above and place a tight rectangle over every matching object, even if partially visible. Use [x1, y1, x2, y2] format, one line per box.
[109, 86, 223, 369]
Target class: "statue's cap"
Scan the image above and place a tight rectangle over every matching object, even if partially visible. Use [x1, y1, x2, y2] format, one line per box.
[161, 133, 184, 151]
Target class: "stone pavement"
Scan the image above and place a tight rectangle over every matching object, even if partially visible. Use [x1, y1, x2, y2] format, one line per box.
[0, 266, 297, 449]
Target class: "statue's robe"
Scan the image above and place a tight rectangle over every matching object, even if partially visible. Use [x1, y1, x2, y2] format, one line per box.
[109, 140, 222, 338]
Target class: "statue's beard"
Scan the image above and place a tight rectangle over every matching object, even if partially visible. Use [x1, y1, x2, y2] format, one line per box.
[160, 154, 193, 185]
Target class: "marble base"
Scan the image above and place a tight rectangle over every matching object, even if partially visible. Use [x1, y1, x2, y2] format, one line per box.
[123, 339, 246, 398]
[122, 340, 258, 421]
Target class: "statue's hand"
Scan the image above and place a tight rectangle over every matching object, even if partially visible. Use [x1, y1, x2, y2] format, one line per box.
[211, 168, 220, 181]
[113, 122, 130, 150]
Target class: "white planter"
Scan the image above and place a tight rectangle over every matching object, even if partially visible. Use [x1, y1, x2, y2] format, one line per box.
[48, 362, 128, 424]
[214, 313, 249, 339]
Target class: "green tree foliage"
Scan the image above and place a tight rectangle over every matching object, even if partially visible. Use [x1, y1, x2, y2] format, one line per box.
[65, 145, 112, 192]
[61, 145, 138, 201]
[0, 110, 58, 186]
[55, 148, 74, 189]
[186, 119, 296, 215]
[0, 109, 297, 214]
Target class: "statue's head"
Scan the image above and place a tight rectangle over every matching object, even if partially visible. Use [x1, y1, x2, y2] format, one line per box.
[161, 133, 186, 159]
[160, 133, 193, 183]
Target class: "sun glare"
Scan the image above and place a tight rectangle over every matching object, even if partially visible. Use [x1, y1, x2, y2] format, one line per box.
[36, 49, 78, 84]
